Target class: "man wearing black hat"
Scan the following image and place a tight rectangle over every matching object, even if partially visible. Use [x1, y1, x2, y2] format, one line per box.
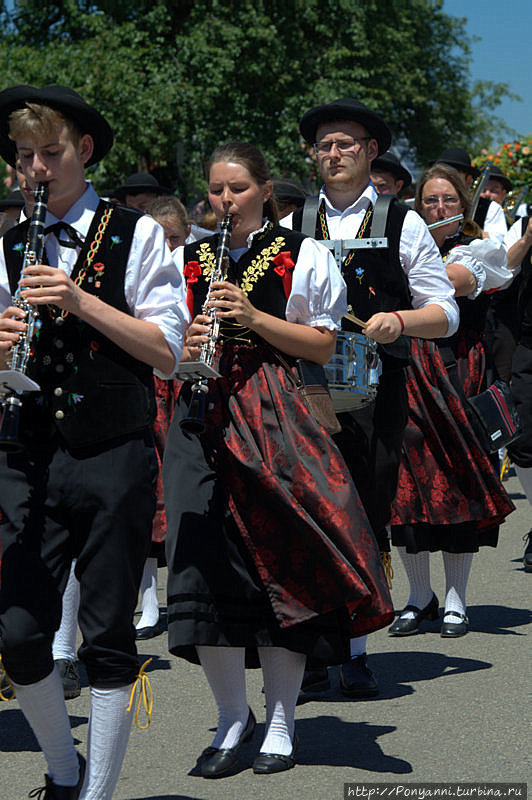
[0, 85, 188, 799]
[113, 171, 173, 213]
[370, 151, 412, 197]
[481, 164, 512, 208]
[432, 147, 507, 244]
[284, 97, 458, 699]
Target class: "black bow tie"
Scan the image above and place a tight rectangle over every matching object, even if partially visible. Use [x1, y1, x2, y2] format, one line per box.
[44, 222, 84, 249]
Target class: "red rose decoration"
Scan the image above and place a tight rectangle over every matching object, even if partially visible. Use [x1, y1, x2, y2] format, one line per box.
[183, 260, 202, 316]
[272, 251, 295, 298]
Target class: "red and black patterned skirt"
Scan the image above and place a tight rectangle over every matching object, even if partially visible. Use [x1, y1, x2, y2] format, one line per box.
[391, 336, 514, 553]
[163, 342, 394, 667]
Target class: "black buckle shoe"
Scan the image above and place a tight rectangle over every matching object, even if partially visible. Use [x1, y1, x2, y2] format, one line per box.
[388, 593, 439, 636]
[55, 660, 81, 701]
[523, 530, 532, 572]
[252, 734, 298, 774]
[440, 612, 469, 637]
[29, 753, 85, 799]
[340, 653, 378, 698]
[200, 708, 256, 779]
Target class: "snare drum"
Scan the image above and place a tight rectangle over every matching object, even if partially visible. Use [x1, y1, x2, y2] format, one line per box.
[323, 332, 381, 411]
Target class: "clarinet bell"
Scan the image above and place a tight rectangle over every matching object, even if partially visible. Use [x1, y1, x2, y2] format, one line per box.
[179, 385, 208, 436]
[0, 395, 24, 453]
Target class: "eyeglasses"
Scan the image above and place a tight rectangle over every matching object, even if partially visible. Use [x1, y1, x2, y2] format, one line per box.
[313, 137, 371, 155]
[422, 196, 460, 207]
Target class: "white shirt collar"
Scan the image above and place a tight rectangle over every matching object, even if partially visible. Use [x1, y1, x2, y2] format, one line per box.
[319, 182, 376, 216]
[45, 183, 99, 238]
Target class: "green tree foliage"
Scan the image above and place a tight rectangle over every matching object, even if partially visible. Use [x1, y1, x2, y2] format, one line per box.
[0, 0, 516, 201]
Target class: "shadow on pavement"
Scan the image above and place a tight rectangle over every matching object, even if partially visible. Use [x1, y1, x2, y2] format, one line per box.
[299, 649, 491, 704]
[0, 709, 87, 751]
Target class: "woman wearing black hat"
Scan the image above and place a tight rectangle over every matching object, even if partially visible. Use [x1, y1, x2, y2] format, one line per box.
[0, 84, 188, 799]
[389, 162, 515, 638]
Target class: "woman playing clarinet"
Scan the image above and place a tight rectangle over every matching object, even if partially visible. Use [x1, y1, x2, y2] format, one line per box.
[163, 142, 393, 778]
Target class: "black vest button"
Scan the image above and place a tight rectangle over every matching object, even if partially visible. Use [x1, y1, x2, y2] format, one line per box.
[54, 387, 63, 397]
[55, 364, 65, 373]
[55, 410, 64, 420]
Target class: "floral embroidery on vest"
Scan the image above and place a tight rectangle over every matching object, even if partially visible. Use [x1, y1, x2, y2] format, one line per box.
[197, 242, 217, 280]
[240, 236, 286, 295]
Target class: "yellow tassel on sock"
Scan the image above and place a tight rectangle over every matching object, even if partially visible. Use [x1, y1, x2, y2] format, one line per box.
[126, 658, 153, 730]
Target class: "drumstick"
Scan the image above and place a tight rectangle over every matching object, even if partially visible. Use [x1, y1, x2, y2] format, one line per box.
[343, 312, 367, 329]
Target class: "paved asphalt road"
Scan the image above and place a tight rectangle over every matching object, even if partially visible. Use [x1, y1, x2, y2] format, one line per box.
[1, 472, 530, 800]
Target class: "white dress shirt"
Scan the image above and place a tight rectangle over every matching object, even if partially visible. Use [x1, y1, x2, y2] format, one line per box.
[0, 184, 189, 370]
[483, 200, 508, 246]
[443, 238, 514, 298]
[282, 183, 459, 336]
[174, 221, 348, 330]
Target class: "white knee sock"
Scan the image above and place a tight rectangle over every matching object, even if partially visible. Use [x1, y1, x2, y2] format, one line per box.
[13, 668, 79, 787]
[350, 635, 368, 658]
[258, 646, 305, 756]
[396, 547, 433, 618]
[135, 558, 159, 629]
[52, 560, 80, 662]
[514, 465, 532, 508]
[442, 552, 474, 621]
[196, 646, 248, 749]
[79, 685, 134, 800]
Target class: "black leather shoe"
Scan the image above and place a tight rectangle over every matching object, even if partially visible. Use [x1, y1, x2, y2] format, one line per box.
[29, 753, 85, 799]
[440, 612, 468, 637]
[388, 593, 439, 636]
[252, 734, 298, 774]
[523, 530, 532, 572]
[135, 618, 162, 640]
[200, 708, 256, 778]
[55, 659, 81, 701]
[340, 653, 378, 698]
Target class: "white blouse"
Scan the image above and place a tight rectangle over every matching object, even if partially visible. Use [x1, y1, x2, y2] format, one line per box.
[173, 223, 348, 331]
[444, 238, 514, 299]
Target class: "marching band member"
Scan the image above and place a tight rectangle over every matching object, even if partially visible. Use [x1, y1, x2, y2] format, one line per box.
[0, 84, 187, 799]
[163, 141, 393, 778]
[390, 163, 515, 638]
[283, 98, 458, 697]
[431, 147, 508, 245]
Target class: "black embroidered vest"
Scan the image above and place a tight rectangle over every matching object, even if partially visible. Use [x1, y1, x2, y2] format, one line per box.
[183, 224, 305, 341]
[292, 197, 411, 366]
[3, 201, 155, 447]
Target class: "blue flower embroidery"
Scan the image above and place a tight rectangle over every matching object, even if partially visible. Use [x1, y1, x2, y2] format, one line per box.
[355, 267, 365, 284]
[12, 242, 24, 253]
[110, 235, 122, 249]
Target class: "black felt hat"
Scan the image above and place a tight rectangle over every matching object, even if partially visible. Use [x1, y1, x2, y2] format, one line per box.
[113, 172, 173, 200]
[0, 188, 25, 210]
[371, 151, 412, 186]
[430, 147, 479, 179]
[0, 84, 113, 168]
[486, 164, 512, 192]
[299, 98, 392, 155]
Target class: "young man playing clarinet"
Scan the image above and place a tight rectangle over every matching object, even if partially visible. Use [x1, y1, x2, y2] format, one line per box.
[283, 97, 459, 698]
[0, 84, 188, 799]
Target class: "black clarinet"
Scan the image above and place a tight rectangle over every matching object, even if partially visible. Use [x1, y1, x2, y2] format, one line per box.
[180, 213, 233, 435]
[0, 182, 49, 452]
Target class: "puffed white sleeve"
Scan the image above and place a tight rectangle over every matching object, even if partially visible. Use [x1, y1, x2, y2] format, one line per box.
[124, 215, 190, 373]
[447, 238, 514, 299]
[285, 237, 347, 329]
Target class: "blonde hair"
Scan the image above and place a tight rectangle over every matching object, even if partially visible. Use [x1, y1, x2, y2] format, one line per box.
[8, 103, 81, 146]
[146, 195, 188, 227]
